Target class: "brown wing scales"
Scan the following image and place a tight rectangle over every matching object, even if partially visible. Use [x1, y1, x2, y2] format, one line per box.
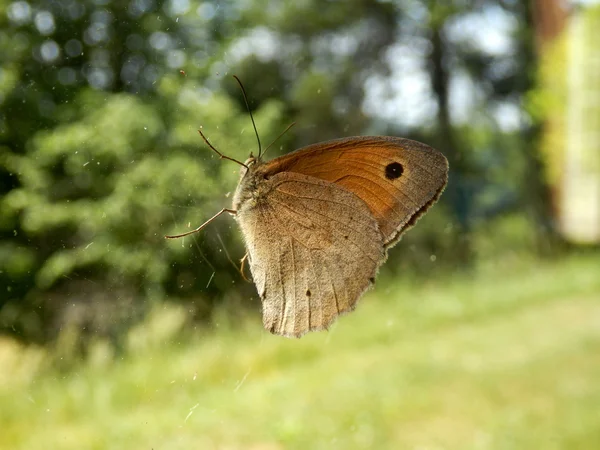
[236, 171, 385, 337]
[261, 136, 448, 245]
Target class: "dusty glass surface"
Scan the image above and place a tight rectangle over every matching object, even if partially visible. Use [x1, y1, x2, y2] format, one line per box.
[1, 1, 599, 449]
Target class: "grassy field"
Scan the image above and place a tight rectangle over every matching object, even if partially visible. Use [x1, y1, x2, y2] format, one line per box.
[1, 253, 600, 450]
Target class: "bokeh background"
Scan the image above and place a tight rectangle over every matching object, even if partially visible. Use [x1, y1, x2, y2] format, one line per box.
[1, 0, 599, 448]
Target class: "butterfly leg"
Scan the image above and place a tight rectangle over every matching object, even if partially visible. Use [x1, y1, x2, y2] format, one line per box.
[239, 252, 251, 282]
[165, 208, 236, 239]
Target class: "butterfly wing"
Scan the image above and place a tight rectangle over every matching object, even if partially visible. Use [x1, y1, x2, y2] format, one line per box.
[235, 171, 385, 338]
[259, 136, 448, 247]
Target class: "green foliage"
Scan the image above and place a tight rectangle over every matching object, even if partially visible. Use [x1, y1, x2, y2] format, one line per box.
[1, 78, 285, 339]
[0, 0, 557, 344]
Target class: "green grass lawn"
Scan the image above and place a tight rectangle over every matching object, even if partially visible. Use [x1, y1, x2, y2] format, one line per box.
[1, 253, 600, 450]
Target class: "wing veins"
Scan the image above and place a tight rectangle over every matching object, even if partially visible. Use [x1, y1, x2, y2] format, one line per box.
[273, 188, 379, 231]
[270, 194, 375, 234]
[290, 237, 297, 335]
[307, 248, 320, 330]
[267, 199, 380, 264]
[258, 206, 286, 333]
[318, 250, 340, 315]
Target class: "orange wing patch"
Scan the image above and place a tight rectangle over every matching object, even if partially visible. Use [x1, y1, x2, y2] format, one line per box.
[260, 136, 448, 246]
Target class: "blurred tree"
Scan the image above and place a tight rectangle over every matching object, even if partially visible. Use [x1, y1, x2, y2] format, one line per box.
[382, 0, 542, 265]
[0, 0, 555, 347]
[526, 0, 569, 250]
[0, 0, 285, 343]
[227, 0, 398, 145]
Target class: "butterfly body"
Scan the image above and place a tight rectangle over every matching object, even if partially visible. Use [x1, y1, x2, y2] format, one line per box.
[231, 136, 448, 338]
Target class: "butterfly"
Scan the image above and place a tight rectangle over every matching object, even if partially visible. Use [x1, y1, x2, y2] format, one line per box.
[167, 77, 448, 338]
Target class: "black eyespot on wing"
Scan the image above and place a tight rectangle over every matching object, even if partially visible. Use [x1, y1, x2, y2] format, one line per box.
[385, 162, 403, 180]
[306, 289, 311, 297]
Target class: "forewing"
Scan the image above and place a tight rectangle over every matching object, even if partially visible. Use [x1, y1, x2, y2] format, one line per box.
[260, 136, 448, 246]
[236, 172, 385, 338]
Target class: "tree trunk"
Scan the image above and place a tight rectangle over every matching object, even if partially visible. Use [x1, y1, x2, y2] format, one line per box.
[528, 0, 570, 251]
[428, 11, 473, 266]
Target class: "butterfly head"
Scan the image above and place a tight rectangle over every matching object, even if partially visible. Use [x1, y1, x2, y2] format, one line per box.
[244, 153, 257, 166]
[239, 152, 261, 177]
[233, 153, 268, 211]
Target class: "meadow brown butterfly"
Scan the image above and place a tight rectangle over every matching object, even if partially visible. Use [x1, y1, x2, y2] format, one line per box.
[167, 77, 448, 338]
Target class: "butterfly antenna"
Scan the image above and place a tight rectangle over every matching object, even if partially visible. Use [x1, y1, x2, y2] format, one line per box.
[262, 122, 296, 159]
[198, 128, 248, 169]
[233, 75, 262, 158]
